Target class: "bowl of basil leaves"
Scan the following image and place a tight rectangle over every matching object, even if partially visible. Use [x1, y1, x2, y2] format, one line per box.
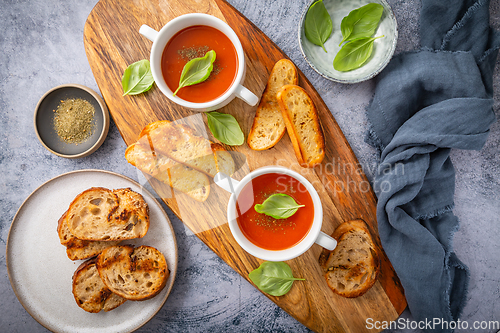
[298, 0, 397, 83]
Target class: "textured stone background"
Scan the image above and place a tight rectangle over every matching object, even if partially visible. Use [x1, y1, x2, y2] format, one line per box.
[0, 0, 498, 332]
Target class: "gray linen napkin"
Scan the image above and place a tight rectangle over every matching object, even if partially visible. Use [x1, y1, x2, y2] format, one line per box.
[365, 0, 500, 331]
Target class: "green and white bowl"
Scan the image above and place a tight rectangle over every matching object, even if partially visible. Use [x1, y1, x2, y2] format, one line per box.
[298, 0, 398, 83]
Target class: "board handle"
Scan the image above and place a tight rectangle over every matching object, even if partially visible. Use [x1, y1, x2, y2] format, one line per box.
[139, 24, 159, 42]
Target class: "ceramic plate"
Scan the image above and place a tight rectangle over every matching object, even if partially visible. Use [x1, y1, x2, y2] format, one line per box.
[6, 169, 177, 333]
[298, 0, 398, 83]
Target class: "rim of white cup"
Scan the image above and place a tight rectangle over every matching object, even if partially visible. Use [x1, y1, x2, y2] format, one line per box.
[227, 166, 323, 261]
[150, 13, 245, 110]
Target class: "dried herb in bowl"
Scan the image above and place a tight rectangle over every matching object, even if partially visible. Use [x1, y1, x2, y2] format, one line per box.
[53, 98, 96, 144]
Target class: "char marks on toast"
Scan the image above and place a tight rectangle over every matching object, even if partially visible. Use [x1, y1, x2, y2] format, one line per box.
[96, 245, 169, 301]
[57, 211, 121, 260]
[72, 258, 126, 313]
[320, 220, 380, 298]
[66, 187, 149, 241]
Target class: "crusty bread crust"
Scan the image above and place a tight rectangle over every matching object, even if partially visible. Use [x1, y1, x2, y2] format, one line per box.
[96, 245, 169, 301]
[320, 220, 380, 298]
[276, 84, 325, 167]
[57, 211, 121, 260]
[248, 59, 298, 150]
[72, 258, 126, 313]
[66, 187, 149, 241]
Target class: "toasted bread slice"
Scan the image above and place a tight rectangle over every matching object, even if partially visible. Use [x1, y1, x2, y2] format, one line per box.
[212, 143, 235, 177]
[248, 59, 298, 150]
[65, 187, 119, 240]
[276, 85, 325, 167]
[96, 245, 169, 301]
[125, 142, 210, 202]
[140, 121, 218, 177]
[103, 293, 127, 312]
[66, 187, 149, 241]
[57, 211, 121, 260]
[320, 220, 380, 298]
[72, 258, 126, 313]
[109, 188, 150, 237]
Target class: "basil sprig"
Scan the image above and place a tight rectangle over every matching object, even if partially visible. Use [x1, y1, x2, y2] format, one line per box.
[174, 50, 216, 96]
[304, 0, 333, 53]
[339, 3, 384, 46]
[122, 59, 155, 96]
[334, 36, 384, 72]
[249, 261, 305, 297]
[206, 111, 244, 146]
[254, 193, 305, 219]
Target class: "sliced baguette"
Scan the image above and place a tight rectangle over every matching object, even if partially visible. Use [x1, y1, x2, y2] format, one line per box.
[110, 188, 150, 238]
[66, 187, 149, 241]
[212, 143, 235, 177]
[248, 59, 298, 150]
[140, 121, 218, 177]
[96, 245, 169, 301]
[320, 220, 380, 298]
[72, 258, 126, 313]
[276, 85, 325, 167]
[125, 142, 210, 202]
[57, 211, 121, 260]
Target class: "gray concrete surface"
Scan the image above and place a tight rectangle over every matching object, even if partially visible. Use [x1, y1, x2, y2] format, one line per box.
[0, 0, 498, 332]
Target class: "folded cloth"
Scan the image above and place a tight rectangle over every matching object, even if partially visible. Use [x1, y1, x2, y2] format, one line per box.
[366, 0, 500, 331]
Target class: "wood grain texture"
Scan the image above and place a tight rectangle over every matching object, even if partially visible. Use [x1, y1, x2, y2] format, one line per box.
[83, 0, 406, 331]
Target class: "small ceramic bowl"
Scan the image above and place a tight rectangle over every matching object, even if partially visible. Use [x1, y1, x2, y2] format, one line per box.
[34, 84, 110, 158]
[298, 0, 398, 84]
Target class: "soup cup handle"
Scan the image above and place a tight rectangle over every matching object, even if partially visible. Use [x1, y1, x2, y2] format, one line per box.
[139, 24, 159, 42]
[315, 232, 337, 251]
[214, 172, 240, 194]
[234, 85, 259, 106]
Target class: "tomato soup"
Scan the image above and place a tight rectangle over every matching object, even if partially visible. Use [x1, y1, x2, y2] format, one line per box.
[236, 173, 314, 251]
[161, 25, 238, 103]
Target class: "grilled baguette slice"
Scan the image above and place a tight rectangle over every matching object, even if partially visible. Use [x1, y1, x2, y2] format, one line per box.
[138, 120, 235, 177]
[96, 245, 169, 301]
[140, 121, 218, 177]
[125, 142, 210, 202]
[66, 187, 149, 241]
[72, 258, 126, 313]
[212, 143, 235, 177]
[248, 59, 298, 150]
[276, 85, 325, 167]
[109, 188, 149, 236]
[57, 211, 121, 260]
[320, 220, 380, 298]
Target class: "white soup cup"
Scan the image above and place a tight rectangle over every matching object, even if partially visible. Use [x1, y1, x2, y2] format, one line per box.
[214, 166, 337, 261]
[139, 13, 258, 112]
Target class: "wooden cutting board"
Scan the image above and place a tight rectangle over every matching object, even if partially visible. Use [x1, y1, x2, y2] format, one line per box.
[83, 0, 406, 332]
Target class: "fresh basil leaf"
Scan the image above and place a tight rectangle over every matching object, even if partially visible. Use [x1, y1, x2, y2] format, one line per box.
[304, 0, 333, 53]
[333, 36, 384, 72]
[206, 111, 244, 146]
[122, 59, 155, 96]
[254, 193, 305, 219]
[174, 50, 216, 96]
[249, 261, 305, 296]
[339, 3, 384, 46]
